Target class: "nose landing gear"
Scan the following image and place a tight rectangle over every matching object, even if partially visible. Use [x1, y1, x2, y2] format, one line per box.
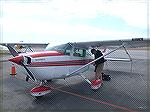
[30, 85, 51, 98]
[30, 80, 51, 98]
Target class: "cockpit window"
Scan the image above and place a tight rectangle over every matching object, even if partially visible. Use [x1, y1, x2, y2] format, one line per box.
[64, 45, 72, 55]
[45, 43, 88, 57]
[45, 43, 72, 55]
[45, 44, 66, 52]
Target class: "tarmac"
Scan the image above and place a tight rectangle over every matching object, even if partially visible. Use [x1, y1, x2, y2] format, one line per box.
[0, 49, 149, 112]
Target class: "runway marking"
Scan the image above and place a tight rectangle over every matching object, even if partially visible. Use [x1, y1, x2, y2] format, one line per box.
[52, 87, 137, 112]
[14, 76, 137, 112]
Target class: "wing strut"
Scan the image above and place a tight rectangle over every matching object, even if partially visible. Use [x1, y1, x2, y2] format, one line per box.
[123, 46, 132, 61]
[24, 46, 34, 52]
[123, 46, 133, 74]
[66, 43, 127, 77]
[80, 74, 91, 85]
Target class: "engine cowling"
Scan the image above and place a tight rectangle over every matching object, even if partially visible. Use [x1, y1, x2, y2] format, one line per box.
[9, 55, 32, 65]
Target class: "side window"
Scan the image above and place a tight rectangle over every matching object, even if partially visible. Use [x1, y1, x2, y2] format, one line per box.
[64, 45, 72, 55]
[65, 49, 71, 55]
[73, 48, 86, 57]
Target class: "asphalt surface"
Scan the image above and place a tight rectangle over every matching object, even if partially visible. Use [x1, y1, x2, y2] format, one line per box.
[0, 50, 149, 112]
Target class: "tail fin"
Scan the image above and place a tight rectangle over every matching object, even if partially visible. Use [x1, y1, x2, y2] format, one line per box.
[5, 44, 19, 57]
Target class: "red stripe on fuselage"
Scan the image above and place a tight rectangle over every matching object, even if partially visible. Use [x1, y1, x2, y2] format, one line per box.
[9, 51, 64, 64]
[27, 59, 93, 67]
[28, 51, 64, 58]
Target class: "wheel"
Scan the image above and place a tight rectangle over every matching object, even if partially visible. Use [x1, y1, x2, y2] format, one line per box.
[91, 82, 103, 92]
[92, 84, 103, 92]
[35, 96, 43, 99]
[31, 86, 51, 98]
[92, 89, 99, 92]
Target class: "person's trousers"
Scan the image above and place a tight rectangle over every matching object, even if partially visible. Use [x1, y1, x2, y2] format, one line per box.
[95, 63, 104, 80]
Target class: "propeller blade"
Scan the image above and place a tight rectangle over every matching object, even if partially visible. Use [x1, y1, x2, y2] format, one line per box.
[21, 62, 35, 81]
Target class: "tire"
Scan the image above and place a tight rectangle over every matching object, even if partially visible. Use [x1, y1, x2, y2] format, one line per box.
[92, 89, 99, 92]
[35, 96, 43, 99]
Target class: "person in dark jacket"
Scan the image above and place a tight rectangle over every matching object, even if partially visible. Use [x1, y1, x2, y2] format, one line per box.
[91, 48, 105, 80]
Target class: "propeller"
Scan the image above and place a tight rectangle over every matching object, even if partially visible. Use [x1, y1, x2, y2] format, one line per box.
[4, 44, 36, 81]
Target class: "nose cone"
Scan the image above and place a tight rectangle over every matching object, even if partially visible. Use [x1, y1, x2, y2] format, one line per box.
[9, 56, 23, 64]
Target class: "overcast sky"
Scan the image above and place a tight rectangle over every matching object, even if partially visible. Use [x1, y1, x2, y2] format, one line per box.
[0, 0, 148, 45]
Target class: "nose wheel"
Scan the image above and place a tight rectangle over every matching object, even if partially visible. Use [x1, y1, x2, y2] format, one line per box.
[35, 96, 43, 99]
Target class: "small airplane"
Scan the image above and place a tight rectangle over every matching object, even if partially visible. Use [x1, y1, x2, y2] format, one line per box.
[1, 38, 149, 98]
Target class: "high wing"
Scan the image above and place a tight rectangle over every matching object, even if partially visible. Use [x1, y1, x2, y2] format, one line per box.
[71, 38, 149, 49]
[70, 38, 149, 62]
[66, 38, 149, 77]
[0, 43, 48, 53]
[0, 43, 48, 48]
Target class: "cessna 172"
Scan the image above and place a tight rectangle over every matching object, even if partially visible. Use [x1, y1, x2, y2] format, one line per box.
[1, 38, 149, 98]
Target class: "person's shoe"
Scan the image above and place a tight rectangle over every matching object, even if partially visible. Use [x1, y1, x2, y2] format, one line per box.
[91, 79, 103, 90]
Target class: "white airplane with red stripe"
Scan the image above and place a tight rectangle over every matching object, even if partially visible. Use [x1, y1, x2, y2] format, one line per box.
[1, 38, 149, 98]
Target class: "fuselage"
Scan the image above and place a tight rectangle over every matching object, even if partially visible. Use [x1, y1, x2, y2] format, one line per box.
[9, 43, 93, 80]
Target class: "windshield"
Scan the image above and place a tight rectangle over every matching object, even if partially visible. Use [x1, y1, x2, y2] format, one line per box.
[45, 43, 72, 54]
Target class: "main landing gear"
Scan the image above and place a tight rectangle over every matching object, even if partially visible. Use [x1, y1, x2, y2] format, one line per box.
[91, 73, 111, 91]
[80, 73, 111, 91]
[30, 73, 111, 98]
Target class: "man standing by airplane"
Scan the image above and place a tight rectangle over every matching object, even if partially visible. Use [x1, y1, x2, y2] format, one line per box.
[91, 49, 106, 87]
